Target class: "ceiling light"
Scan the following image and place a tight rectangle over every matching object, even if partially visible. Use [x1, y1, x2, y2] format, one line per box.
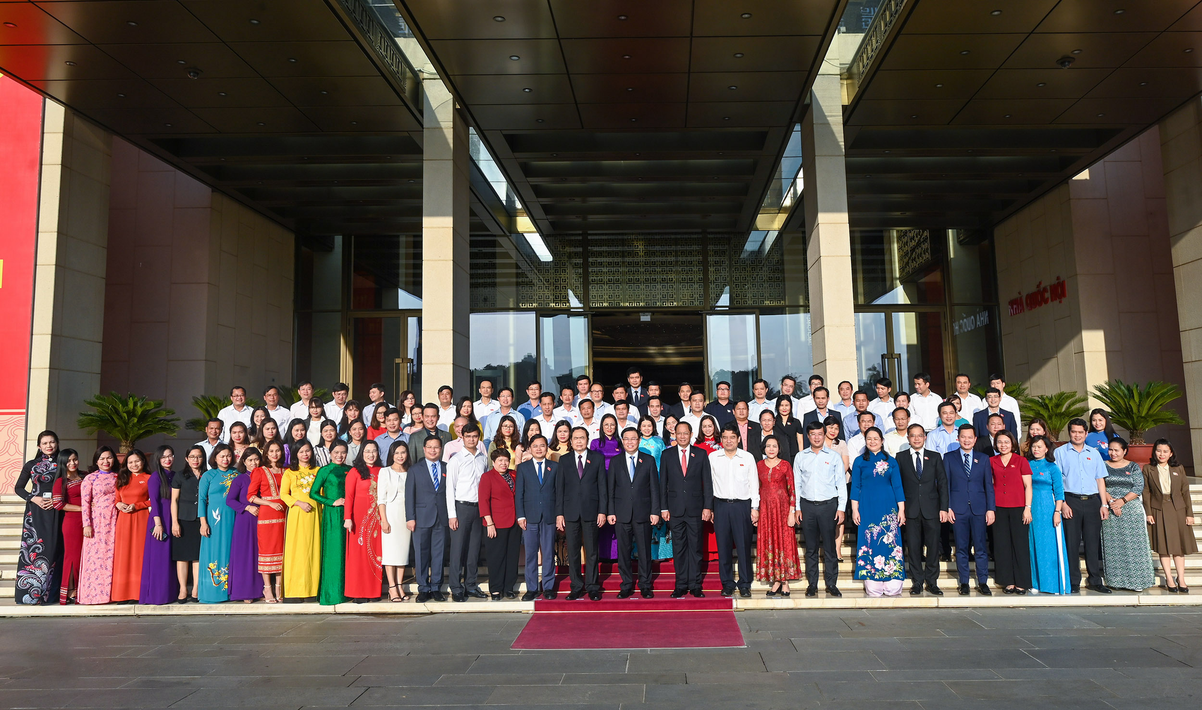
[622, 54, 631, 59]
[126, 20, 137, 26]
[1037, 82, 1046, 86]
[288, 57, 297, 62]
[320, 90, 327, 94]
[551, 153, 558, 156]
[728, 85, 737, 90]
[884, 150, 891, 153]
[734, 52, 744, 58]
[509, 55, 520, 60]
[177, 59, 187, 64]
[1186, 48, 1195, 53]
[536, 118, 545, 123]
[1096, 113, 1104, 117]
[741, 12, 752, 18]
[523, 87, 532, 92]
[990, 9, 1002, 15]
[935, 83, 943, 87]
[218, 91, 227, 96]
[626, 87, 634, 91]
[249, 18, 260, 24]
[164, 123, 173, 127]
[1113, 8, 1125, 14]
[617, 14, 628, 20]
[723, 116, 730, 120]
[64, 60, 76, 66]
[1071, 48, 1082, 54]
[117, 93, 126, 98]
[909, 114, 917, 118]
[959, 50, 970, 55]
[630, 118, 637, 122]
[493, 15, 505, 21]
[351, 121, 358, 124]
[1004, 114, 1012, 118]
[1139, 81, 1148, 86]
[257, 121, 265, 126]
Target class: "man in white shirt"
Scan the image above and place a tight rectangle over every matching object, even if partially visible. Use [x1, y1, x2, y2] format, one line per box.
[868, 378, 896, 424]
[289, 381, 316, 422]
[482, 387, 525, 449]
[577, 400, 600, 442]
[196, 419, 223, 460]
[645, 397, 666, 435]
[779, 376, 804, 415]
[474, 379, 500, 421]
[530, 392, 560, 431]
[574, 375, 592, 405]
[796, 375, 825, 417]
[909, 372, 942, 432]
[794, 421, 847, 597]
[989, 374, 1022, 434]
[843, 391, 885, 436]
[681, 391, 707, 437]
[361, 382, 388, 428]
[552, 386, 582, 426]
[263, 386, 292, 431]
[952, 374, 983, 417]
[884, 408, 912, 456]
[436, 385, 457, 429]
[747, 379, 773, 422]
[324, 382, 349, 423]
[832, 380, 856, 421]
[445, 428, 488, 602]
[587, 383, 613, 420]
[708, 426, 759, 598]
[612, 400, 639, 430]
[217, 386, 253, 443]
[846, 411, 877, 460]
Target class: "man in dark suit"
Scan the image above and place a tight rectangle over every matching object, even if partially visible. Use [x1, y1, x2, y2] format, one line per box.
[556, 427, 609, 600]
[801, 386, 837, 429]
[896, 424, 949, 596]
[972, 388, 1017, 440]
[974, 413, 1006, 456]
[405, 434, 450, 603]
[666, 382, 693, 420]
[659, 420, 713, 597]
[406, 403, 452, 466]
[608, 427, 661, 598]
[626, 367, 647, 416]
[943, 424, 995, 596]
[515, 435, 559, 601]
[730, 400, 762, 460]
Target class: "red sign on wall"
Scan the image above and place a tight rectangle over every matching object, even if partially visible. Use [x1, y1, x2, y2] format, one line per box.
[1008, 276, 1067, 317]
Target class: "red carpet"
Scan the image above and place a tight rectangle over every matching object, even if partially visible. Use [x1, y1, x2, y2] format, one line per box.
[533, 597, 733, 612]
[512, 610, 745, 649]
[550, 559, 736, 592]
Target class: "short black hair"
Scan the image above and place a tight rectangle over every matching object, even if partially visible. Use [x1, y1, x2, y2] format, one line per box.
[626, 366, 642, 377]
[230, 386, 246, 396]
[957, 423, 976, 435]
[876, 377, 892, 389]
[1067, 418, 1088, 432]
[938, 401, 957, 414]
[912, 372, 931, 384]
[647, 395, 662, 405]
[332, 382, 349, 393]
[781, 375, 796, 385]
[423, 402, 440, 413]
[207, 417, 223, 427]
[853, 390, 870, 400]
[716, 380, 731, 389]
[985, 387, 1001, 396]
[437, 385, 454, 395]
[804, 421, 825, 434]
[753, 378, 768, 388]
[539, 392, 556, 402]
[369, 382, 385, 393]
[812, 386, 829, 397]
[576, 374, 591, 384]
[808, 374, 824, 385]
[526, 380, 541, 388]
[892, 407, 910, 418]
[497, 387, 514, 397]
[907, 423, 926, 435]
[989, 373, 1006, 383]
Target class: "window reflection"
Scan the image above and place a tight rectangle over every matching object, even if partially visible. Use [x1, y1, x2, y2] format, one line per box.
[540, 315, 590, 395]
[470, 312, 537, 394]
[759, 310, 812, 397]
[706, 314, 758, 401]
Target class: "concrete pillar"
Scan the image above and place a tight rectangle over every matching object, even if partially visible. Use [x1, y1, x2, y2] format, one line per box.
[802, 69, 858, 386]
[26, 101, 112, 456]
[420, 79, 471, 402]
[1160, 98, 1202, 467]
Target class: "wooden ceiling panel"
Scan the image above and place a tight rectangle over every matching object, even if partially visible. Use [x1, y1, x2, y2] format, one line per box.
[571, 73, 688, 104]
[578, 103, 686, 129]
[951, 98, 1078, 125]
[857, 69, 993, 100]
[226, 41, 380, 78]
[559, 38, 690, 74]
[1170, 3, 1202, 31]
[427, 39, 565, 75]
[1054, 97, 1187, 125]
[35, 1, 219, 44]
[1084, 67, 1202, 98]
[88, 106, 215, 134]
[1126, 31, 1202, 67]
[548, 0, 692, 38]
[1035, 0, 1198, 34]
[471, 103, 581, 130]
[687, 71, 806, 103]
[846, 99, 968, 126]
[99, 42, 257, 80]
[398, 0, 556, 40]
[299, 105, 422, 132]
[179, 0, 352, 42]
[190, 105, 320, 133]
[880, 33, 1028, 71]
[689, 36, 820, 73]
[455, 73, 575, 105]
[269, 75, 403, 107]
[32, 77, 178, 109]
[974, 68, 1113, 99]
[692, 0, 836, 37]
[149, 76, 290, 108]
[687, 100, 795, 128]
[903, 0, 1060, 34]
[0, 3, 88, 45]
[1003, 32, 1156, 69]
[0, 42, 136, 80]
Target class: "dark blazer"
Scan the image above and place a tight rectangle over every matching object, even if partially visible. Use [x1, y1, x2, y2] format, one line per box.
[802, 409, 837, 429]
[628, 386, 647, 415]
[405, 458, 449, 528]
[406, 427, 452, 467]
[556, 449, 609, 521]
[658, 444, 713, 517]
[514, 458, 558, 525]
[972, 408, 1016, 440]
[608, 449, 661, 523]
[943, 449, 995, 517]
[666, 402, 687, 420]
[896, 447, 949, 520]
[729, 420, 761, 460]
[974, 435, 1000, 457]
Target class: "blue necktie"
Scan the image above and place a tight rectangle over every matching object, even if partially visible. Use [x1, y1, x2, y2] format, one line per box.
[629, 455, 636, 486]
[915, 451, 923, 476]
[431, 462, 439, 490]
[537, 462, 544, 486]
[963, 452, 971, 478]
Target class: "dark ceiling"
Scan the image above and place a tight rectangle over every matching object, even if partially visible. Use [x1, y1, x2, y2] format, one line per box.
[844, 0, 1202, 232]
[396, 0, 847, 235]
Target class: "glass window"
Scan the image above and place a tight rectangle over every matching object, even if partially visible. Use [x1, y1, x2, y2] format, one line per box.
[854, 312, 888, 391]
[706, 314, 758, 401]
[758, 310, 812, 397]
[470, 312, 537, 394]
[892, 312, 946, 395]
[294, 311, 342, 391]
[947, 231, 997, 304]
[852, 229, 944, 305]
[539, 315, 590, 396]
[470, 235, 584, 311]
[950, 305, 1001, 387]
[352, 234, 422, 310]
[352, 317, 403, 404]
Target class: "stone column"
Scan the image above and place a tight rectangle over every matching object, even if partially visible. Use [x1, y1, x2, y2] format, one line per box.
[802, 69, 858, 386]
[1161, 98, 1202, 467]
[420, 79, 471, 402]
[26, 101, 112, 456]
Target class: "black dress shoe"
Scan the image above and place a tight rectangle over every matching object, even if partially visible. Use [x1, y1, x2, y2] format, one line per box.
[909, 585, 923, 596]
[977, 583, 991, 596]
[415, 592, 430, 603]
[543, 591, 556, 600]
[671, 589, 687, 598]
[720, 587, 735, 597]
[939, 553, 951, 562]
[617, 589, 635, 599]
[958, 583, 970, 596]
[505, 592, 517, 599]
[738, 588, 751, 598]
[926, 583, 944, 596]
[690, 588, 705, 598]
[805, 587, 817, 598]
[826, 587, 842, 597]
[565, 590, 584, 601]
[1003, 586, 1015, 595]
[765, 587, 777, 598]
[641, 589, 654, 599]
[588, 591, 602, 601]
[467, 588, 489, 599]
[490, 592, 502, 601]
[451, 593, 466, 603]
[1014, 588, 1027, 595]
[1087, 583, 1112, 594]
[521, 591, 538, 602]
[1070, 587, 1080, 594]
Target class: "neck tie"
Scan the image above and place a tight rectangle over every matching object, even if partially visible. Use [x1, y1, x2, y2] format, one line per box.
[963, 452, 971, 477]
[681, 448, 688, 477]
[537, 461, 544, 485]
[915, 451, 923, 476]
[577, 454, 584, 479]
[431, 462, 439, 490]
[629, 455, 636, 485]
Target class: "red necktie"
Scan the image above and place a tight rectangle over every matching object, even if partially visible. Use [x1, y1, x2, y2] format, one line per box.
[681, 448, 688, 477]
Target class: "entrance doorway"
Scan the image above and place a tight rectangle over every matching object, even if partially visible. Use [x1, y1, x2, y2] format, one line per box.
[350, 314, 421, 402]
[590, 312, 704, 404]
[854, 310, 946, 394]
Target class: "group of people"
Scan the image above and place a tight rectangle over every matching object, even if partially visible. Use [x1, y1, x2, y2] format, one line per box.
[11, 368, 1193, 605]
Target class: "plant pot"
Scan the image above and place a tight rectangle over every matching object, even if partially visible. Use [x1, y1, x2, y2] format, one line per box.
[115, 452, 128, 465]
[1127, 444, 1153, 466]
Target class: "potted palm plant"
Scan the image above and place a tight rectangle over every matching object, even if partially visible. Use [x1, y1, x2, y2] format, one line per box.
[1019, 391, 1088, 442]
[77, 392, 180, 459]
[1090, 380, 1186, 464]
[185, 393, 261, 433]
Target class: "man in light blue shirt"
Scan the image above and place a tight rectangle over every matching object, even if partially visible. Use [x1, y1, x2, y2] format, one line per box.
[1058, 418, 1110, 594]
[517, 381, 542, 421]
[831, 381, 856, 421]
[794, 421, 847, 597]
[842, 390, 885, 434]
[926, 402, 962, 454]
[482, 388, 526, 449]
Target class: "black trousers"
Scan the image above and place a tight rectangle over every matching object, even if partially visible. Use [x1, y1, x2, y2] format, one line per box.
[563, 517, 600, 593]
[1064, 494, 1103, 588]
[448, 501, 483, 594]
[483, 524, 520, 595]
[799, 497, 839, 589]
[616, 520, 653, 591]
[904, 515, 942, 586]
[993, 506, 1032, 588]
[669, 515, 704, 591]
[714, 499, 753, 592]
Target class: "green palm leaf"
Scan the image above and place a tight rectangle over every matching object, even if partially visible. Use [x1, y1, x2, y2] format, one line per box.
[77, 392, 180, 453]
[280, 387, 330, 407]
[185, 394, 264, 433]
[1089, 380, 1185, 445]
[970, 380, 1028, 401]
[1019, 391, 1088, 440]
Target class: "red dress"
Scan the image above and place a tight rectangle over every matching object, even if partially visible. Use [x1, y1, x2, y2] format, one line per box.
[111, 473, 151, 601]
[755, 459, 801, 582]
[52, 477, 83, 603]
[696, 439, 720, 559]
[248, 466, 286, 574]
[343, 466, 382, 598]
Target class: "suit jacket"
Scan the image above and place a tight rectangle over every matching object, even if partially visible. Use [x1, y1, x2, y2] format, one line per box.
[658, 444, 713, 518]
[802, 409, 838, 429]
[628, 387, 647, 416]
[406, 427, 452, 468]
[974, 435, 999, 457]
[514, 458, 558, 525]
[478, 468, 516, 528]
[972, 408, 1017, 440]
[732, 420, 762, 460]
[556, 450, 609, 521]
[404, 458, 449, 528]
[896, 448, 949, 520]
[943, 449, 995, 517]
[1142, 464, 1195, 517]
[608, 449, 661, 523]
[666, 402, 687, 420]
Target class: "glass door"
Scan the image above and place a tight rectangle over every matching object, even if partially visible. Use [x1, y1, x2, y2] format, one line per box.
[854, 310, 946, 394]
[540, 314, 590, 396]
[351, 314, 420, 403]
[705, 313, 758, 401]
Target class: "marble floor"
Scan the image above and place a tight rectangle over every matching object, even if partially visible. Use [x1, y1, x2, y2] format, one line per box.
[3, 608, 1202, 708]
